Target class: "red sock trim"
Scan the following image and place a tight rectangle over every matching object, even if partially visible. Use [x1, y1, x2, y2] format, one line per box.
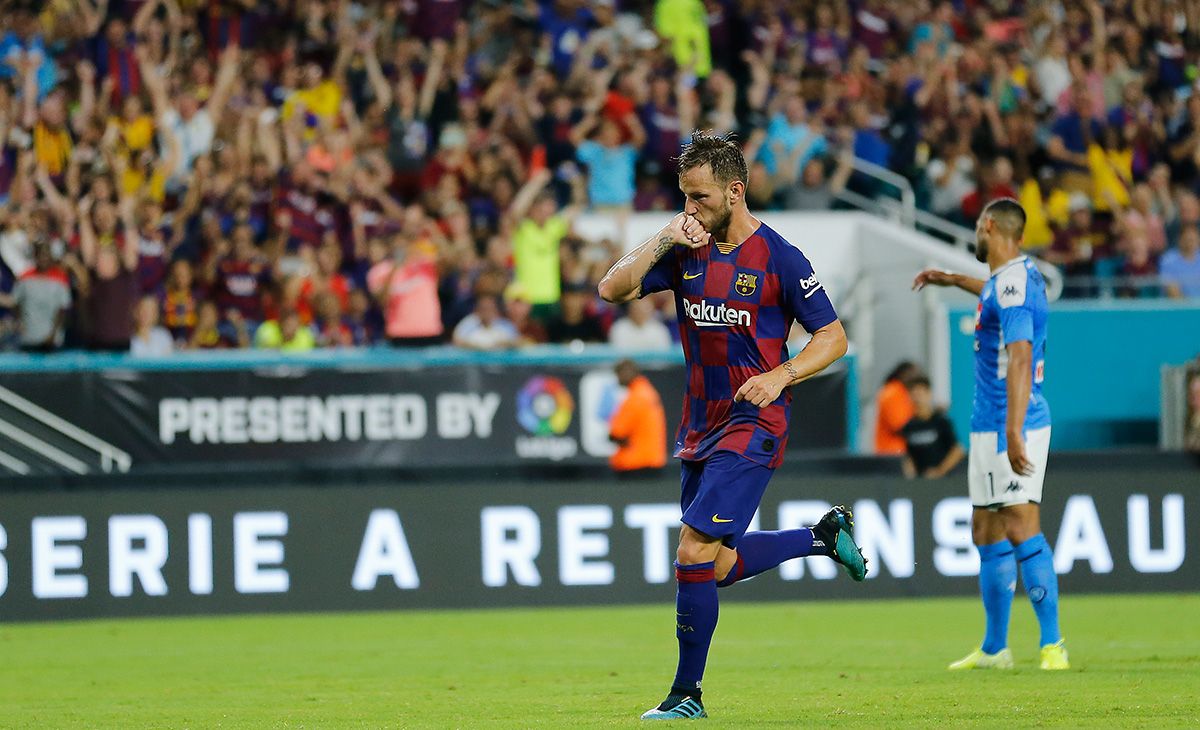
[675, 565, 717, 583]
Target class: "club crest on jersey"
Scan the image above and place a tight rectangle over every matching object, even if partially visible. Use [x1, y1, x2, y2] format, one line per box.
[734, 272, 758, 297]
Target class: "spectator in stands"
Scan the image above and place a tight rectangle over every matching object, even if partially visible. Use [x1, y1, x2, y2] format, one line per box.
[875, 360, 920, 456]
[507, 168, 582, 316]
[1047, 84, 1104, 195]
[77, 194, 139, 351]
[609, 297, 671, 351]
[900, 375, 964, 479]
[453, 294, 519, 351]
[137, 43, 240, 183]
[572, 103, 646, 213]
[608, 358, 667, 479]
[189, 300, 247, 350]
[655, 0, 711, 78]
[311, 291, 353, 348]
[255, 307, 314, 352]
[9, 239, 70, 352]
[758, 95, 828, 184]
[926, 133, 976, 224]
[161, 259, 197, 343]
[1118, 230, 1159, 298]
[503, 282, 547, 346]
[367, 234, 443, 347]
[961, 157, 1018, 223]
[207, 223, 269, 326]
[130, 294, 173, 357]
[1186, 371, 1200, 455]
[1043, 193, 1111, 298]
[547, 282, 604, 344]
[1162, 227, 1200, 299]
[1167, 191, 1199, 250]
[781, 147, 855, 211]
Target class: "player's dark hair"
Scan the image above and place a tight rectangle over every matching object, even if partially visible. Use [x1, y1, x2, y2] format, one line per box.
[677, 131, 748, 186]
[983, 198, 1026, 239]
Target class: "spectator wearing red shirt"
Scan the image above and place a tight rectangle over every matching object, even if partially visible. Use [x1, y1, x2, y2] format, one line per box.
[960, 157, 1018, 222]
[295, 239, 351, 324]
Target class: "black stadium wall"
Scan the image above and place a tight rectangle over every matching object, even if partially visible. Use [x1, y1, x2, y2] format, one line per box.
[0, 360, 848, 476]
[0, 456, 1195, 621]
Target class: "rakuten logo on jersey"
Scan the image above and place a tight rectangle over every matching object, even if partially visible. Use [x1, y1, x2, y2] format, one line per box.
[682, 298, 752, 328]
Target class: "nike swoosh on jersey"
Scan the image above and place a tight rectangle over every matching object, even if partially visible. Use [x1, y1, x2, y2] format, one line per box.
[711, 514, 733, 523]
[683, 271, 702, 280]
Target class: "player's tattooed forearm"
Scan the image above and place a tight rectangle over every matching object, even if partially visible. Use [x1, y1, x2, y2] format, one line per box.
[783, 361, 799, 385]
[655, 235, 674, 257]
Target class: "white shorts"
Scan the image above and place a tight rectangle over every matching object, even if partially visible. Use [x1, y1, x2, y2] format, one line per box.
[967, 426, 1051, 509]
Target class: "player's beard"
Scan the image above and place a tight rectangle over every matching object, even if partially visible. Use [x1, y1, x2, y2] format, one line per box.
[708, 202, 733, 241]
[974, 235, 989, 264]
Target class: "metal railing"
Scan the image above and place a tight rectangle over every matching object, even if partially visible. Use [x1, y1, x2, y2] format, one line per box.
[835, 157, 1065, 302]
[0, 384, 132, 473]
[847, 157, 917, 227]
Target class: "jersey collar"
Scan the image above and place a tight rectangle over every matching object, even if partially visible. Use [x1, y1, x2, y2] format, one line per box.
[712, 220, 765, 256]
[990, 254, 1027, 276]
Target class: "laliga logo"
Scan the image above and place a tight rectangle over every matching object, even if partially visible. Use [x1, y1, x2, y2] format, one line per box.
[515, 376, 579, 460]
[517, 376, 574, 435]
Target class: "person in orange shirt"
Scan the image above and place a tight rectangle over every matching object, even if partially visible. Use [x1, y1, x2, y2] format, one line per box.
[609, 360, 668, 479]
[874, 361, 921, 455]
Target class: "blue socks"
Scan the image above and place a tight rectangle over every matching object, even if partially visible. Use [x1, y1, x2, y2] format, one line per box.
[672, 561, 718, 695]
[716, 529, 818, 587]
[671, 530, 819, 696]
[977, 534, 1062, 652]
[1015, 533, 1062, 647]
[977, 540, 1016, 654]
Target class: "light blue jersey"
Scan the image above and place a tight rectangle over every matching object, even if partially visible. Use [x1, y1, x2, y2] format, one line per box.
[971, 256, 1051, 439]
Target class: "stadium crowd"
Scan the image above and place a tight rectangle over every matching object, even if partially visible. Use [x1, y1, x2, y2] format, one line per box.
[1, 0, 1200, 354]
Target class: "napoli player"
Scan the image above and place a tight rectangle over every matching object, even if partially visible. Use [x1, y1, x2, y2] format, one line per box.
[913, 198, 1068, 671]
[598, 132, 867, 721]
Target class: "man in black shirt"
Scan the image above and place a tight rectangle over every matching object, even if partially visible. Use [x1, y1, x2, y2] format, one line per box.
[546, 282, 604, 344]
[900, 376, 965, 479]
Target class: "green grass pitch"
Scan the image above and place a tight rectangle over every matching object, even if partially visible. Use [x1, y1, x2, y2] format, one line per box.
[2, 594, 1198, 728]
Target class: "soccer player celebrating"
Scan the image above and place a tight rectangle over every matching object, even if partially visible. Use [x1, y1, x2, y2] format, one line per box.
[598, 132, 867, 721]
[913, 198, 1068, 671]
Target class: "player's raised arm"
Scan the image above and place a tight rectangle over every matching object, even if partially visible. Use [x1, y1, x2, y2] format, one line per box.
[912, 268, 985, 296]
[597, 213, 708, 303]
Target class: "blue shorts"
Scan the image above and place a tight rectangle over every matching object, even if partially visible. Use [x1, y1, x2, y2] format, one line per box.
[680, 450, 775, 548]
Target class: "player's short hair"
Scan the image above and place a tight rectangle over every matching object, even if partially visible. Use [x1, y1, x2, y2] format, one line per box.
[983, 198, 1026, 240]
[677, 131, 748, 187]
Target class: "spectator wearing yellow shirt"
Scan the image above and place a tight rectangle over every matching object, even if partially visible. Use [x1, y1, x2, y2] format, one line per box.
[655, 0, 711, 78]
[505, 167, 584, 316]
[32, 92, 71, 179]
[255, 308, 316, 352]
[282, 62, 343, 139]
[110, 95, 155, 153]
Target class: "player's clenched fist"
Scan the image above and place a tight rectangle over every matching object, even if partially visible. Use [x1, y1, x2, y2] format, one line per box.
[734, 371, 788, 408]
[663, 212, 710, 249]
